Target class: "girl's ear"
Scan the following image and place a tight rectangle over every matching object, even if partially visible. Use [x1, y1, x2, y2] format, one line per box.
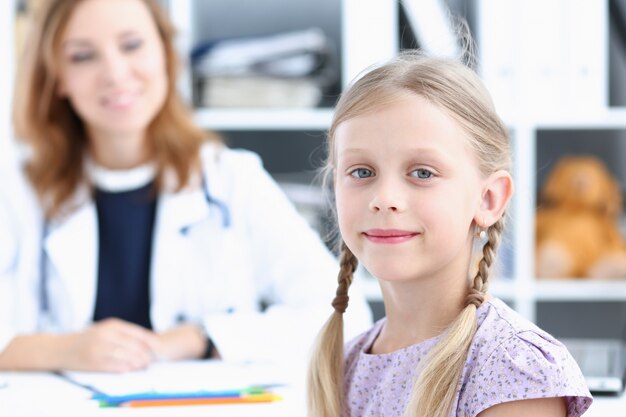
[475, 170, 513, 227]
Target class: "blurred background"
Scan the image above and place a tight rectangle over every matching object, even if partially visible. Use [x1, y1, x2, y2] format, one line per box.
[2, 0, 626, 339]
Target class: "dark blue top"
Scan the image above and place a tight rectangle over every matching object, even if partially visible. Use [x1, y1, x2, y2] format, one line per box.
[92, 182, 157, 329]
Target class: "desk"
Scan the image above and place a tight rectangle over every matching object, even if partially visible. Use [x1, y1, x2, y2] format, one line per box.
[0, 361, 306, 417]
[584, 393, 626, 417]
[1, 364, 624, 416]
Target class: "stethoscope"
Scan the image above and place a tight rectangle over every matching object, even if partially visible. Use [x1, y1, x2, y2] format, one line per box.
[38, 172, 230, 316]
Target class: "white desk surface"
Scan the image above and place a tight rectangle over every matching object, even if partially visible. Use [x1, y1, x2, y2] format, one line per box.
[0, 361, 306, 417]
[1, 362, 624, 416]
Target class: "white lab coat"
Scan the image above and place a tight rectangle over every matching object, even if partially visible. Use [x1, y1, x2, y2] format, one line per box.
[0, 143, 372, 364]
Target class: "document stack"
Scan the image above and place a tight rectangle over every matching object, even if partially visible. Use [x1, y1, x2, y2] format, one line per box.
[191, 27, 336, 108]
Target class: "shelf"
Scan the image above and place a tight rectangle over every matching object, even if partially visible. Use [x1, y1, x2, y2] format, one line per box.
[489, 279, 517, 300]
[361, 277, 517, 302]
[192, 108, 334, 131]
[363, 278, 626, 304]
[534, 280, 626, 301]
[501, 108, 626, 130]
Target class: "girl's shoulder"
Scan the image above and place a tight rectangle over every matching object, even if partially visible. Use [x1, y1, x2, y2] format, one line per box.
[458, 298, 593, 417]
[344, 318, 386, 360]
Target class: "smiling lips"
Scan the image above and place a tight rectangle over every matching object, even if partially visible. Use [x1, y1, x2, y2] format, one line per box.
[102, 91, 138, 110]
[363, 229, 420, 244]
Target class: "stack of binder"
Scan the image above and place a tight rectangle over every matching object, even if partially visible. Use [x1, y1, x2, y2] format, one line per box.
[191, 27, 337, 108]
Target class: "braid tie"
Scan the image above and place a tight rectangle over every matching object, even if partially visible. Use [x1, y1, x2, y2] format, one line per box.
[465, 287, 485, 308]
[332, 295, 350, 314]
[332, 242, 358, 314]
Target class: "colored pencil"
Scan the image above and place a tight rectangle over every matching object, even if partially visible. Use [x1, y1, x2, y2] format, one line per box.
[121, 392, 282, 407]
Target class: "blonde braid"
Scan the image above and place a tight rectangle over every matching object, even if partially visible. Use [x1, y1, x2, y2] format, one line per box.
[468, 216, 505, 306]
[307, 243, 358, 417]
[406, 216, 507, 417]
[332, 242, 358, 313]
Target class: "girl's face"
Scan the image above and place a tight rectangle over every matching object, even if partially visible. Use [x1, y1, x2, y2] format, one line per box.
[56, 0, 167, 141]
[334, 93, 485, 284]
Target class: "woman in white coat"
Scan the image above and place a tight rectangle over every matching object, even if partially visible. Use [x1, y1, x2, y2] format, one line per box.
[0, 0, 371, 372]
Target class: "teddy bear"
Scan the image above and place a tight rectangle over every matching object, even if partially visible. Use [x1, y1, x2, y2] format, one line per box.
[535, 155, 626, 279]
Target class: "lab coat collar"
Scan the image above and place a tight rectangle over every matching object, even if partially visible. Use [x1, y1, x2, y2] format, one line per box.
[157, 178, 212, 235]
[43, 172, 212, 329]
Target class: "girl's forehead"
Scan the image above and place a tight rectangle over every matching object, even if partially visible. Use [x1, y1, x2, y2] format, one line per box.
[335, 95, 469, 150]
[332, 94, 483, 173]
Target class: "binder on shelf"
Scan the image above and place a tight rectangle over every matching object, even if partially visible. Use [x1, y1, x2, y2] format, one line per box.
[200, 76, 322, 108]
[191, 28, 336, 108]
[191, 28, 329, 77]
[476, 0, 519, 118]
[478, 0, 608, 118]
[401, 0, 461, 59]
[563, 0, 608, 113]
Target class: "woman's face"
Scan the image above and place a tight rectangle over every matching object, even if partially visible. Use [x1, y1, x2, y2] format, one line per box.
[56, 0, 168, 141]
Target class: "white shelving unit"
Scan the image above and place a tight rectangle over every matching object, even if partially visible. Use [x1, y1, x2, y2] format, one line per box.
[348, 0, 626, 324]
[2, 0, 625, 324]
[479, 0, 626, 322]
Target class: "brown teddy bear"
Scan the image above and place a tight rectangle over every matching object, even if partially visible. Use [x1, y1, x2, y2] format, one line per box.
[535, 155, 626, 279]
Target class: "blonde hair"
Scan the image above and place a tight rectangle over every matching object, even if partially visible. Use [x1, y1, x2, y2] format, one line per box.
[307, 52, 511, 417]
[12, 0, 210, 219]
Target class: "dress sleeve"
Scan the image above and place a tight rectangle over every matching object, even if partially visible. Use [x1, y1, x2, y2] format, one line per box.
[459, 330, 593, 417]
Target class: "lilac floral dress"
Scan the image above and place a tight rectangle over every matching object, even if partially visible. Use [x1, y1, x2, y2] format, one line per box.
[343, 298, 592, 417]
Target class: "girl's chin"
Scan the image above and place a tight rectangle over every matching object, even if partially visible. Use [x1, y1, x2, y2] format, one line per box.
[366, 269, 418, 283]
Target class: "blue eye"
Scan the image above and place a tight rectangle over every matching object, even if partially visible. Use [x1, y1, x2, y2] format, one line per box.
[411, 168, 433, 179]
[350, 168, 374, 179]
[70, 51, 96, 63]
[122, 39, 143, 52]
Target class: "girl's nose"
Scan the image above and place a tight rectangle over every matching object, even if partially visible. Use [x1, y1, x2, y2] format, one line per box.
[368, 182, 407, 213]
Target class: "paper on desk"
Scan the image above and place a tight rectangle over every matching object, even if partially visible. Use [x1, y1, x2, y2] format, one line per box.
[62, 360, 294, 396]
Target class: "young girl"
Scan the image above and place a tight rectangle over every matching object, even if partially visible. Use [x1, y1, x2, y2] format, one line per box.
[307, 53, 592, 417]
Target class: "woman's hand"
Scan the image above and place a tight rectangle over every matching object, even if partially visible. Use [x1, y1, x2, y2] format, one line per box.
[0, 320, 213, 373]
[153, 323, 209, 361]
[62, 318, 159, 372]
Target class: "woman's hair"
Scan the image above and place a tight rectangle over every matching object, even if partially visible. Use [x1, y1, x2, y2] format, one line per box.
[12, 0, 209, 219]
[307, 52, 511, 417]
